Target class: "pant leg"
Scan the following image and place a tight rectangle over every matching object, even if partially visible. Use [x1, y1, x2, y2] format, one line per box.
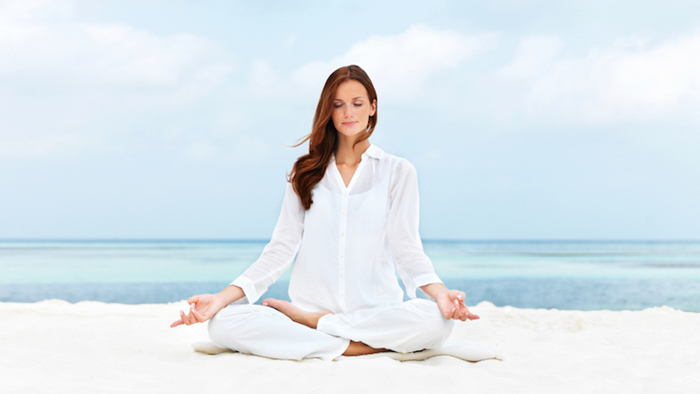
[208, 303, 349, 361]
[316, 299, 454, 353]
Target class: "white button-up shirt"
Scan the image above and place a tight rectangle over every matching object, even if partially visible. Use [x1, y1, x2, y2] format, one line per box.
[231, 144, 442, 313]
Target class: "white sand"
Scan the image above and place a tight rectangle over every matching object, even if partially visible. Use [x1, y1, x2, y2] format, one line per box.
[2, 300, 698, 394]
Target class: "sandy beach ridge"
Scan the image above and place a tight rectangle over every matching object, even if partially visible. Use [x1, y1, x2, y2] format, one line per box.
[2, 300, 698, 393]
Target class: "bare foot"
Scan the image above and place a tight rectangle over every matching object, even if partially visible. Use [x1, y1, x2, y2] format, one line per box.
[343, 341, 390, 357]
[262, 298, 331, 329]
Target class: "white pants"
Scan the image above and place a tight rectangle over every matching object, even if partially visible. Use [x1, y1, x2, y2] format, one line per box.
[208, 299, 454, 361]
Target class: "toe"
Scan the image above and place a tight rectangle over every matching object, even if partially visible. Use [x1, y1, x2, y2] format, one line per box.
[262, 298, 277, 307]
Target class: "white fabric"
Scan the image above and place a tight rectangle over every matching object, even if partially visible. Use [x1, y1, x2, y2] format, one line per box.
[208, 302, 350, 361]
[207, 299, 453, 361]
[191, 340, 506, 362]
[317, 299, 453, 353]
[231, 144, 442, 313]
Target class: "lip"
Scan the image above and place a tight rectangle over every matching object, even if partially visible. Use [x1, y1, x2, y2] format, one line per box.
[342, 121, 358, 126]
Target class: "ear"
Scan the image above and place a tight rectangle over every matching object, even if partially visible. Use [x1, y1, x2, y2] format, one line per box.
[370, 99, 377, 117]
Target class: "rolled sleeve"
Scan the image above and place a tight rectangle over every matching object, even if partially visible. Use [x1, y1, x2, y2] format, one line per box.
[230, 182, 304, 304]
[230, 276, 258, 304]
[386, 159, 443, 299]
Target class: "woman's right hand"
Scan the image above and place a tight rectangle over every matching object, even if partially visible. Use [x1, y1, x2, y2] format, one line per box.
[170, 293, 227, 328]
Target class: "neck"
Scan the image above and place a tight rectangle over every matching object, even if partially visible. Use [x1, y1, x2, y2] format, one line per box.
[335, 134, 370, 165]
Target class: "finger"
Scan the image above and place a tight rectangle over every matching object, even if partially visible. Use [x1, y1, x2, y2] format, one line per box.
[443, 304, 453, 320]
[452, 299, 461, 320]
[439, 301, 453, 320]
[187, 311, 199, 324]
[462, 305, 473, 320]
[456, 303, 467, 320]
[448, 291, 467, 320]
[191, 306, 207, 322]
[455, 299, 467, 320]
[170, 319, 184, 328]
[180, 310, 193, 326]
[455, 305, 465, 320]
[188, 295, 199, 305]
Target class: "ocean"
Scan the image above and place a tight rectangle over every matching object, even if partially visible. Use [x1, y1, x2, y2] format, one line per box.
[1, 240, 699, 312]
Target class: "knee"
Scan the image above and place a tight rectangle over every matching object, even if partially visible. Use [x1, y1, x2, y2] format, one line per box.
[434, 316, 455, 344]
[207, 304, 258, 347]
[409, 299, 454, 346]
[207, 310, 227, 346]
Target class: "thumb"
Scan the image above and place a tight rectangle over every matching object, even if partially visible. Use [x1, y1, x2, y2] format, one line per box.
[439, 298, 455, 320]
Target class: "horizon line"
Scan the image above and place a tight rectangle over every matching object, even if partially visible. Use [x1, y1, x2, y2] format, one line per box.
[1, 238, 699, 243]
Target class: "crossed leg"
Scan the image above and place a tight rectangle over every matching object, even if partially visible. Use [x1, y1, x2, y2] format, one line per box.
[262, 298, 389, 356]
[208, 298, 453, 361]
[208, 302, 349, 361]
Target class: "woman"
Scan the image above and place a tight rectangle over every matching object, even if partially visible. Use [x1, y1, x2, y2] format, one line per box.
[171, 65, 479, 361]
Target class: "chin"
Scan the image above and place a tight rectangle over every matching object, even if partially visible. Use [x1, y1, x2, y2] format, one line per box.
[338, 128, 366, 137]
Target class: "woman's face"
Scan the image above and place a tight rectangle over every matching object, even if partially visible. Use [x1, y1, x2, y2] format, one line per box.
[331, 80, 376, 138]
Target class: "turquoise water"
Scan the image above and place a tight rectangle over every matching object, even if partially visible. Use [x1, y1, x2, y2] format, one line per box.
[1, 240, 699, 311]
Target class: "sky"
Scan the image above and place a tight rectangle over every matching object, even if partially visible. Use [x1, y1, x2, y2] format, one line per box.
[1, 0, 699, 240]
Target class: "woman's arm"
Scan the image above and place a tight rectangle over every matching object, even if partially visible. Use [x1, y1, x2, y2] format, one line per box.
[229, 182, 305, 304]
[386, 160, 479, 322]
[170, 285, 244, 327]
[420, 282, 480, 321]
[386, 159, 443, 299]
[171, 182, 305, 328]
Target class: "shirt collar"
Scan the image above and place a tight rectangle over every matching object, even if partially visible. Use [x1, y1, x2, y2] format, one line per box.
[363, 144, 385, 160]
[331, 143, 385, 163]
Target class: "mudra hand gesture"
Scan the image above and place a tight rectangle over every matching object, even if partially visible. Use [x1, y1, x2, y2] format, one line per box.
[170, 294, 225, 327]
[422, 283, 480, 321]
[171, 285, 244, 327]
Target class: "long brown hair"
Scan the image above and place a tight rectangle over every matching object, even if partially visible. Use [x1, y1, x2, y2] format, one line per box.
[288, 65, 378, 210]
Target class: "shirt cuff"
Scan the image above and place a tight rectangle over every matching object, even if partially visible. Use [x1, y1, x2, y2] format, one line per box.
[230, 276, 258, 304]
[406, 273, 443, 299]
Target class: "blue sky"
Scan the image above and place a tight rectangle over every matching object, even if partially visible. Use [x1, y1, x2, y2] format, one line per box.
[1, 0, 699, 240]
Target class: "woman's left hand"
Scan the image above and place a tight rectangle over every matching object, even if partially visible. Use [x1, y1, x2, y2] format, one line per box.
[435, 290, 480, 321]
[420, 283, 480, 321]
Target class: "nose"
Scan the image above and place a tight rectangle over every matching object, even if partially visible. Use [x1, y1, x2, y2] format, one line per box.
[343, 105, 354, 118]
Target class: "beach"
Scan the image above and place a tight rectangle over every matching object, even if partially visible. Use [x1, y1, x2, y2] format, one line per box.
[2, 300, 698, 393]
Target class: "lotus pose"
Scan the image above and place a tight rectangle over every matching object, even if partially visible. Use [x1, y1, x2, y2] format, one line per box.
[171, 65, 479, 360]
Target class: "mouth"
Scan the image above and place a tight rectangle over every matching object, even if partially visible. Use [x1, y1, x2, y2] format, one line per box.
[342, 121, 358, 126]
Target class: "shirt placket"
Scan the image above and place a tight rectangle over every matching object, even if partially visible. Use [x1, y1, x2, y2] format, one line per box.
[338, 190, 349, 311]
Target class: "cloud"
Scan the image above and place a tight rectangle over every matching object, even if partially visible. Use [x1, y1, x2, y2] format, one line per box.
[0, 3, 228, 87]
[249, 59, 282, 99]
[498, 35, 563, 79]
[290, 25, 496, 100]
[0, 0, 72, 23]
[0, 0, 234, 159]
[498, 32, 700, 124]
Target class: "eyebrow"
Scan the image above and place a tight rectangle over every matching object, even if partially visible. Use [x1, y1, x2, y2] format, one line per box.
[334, 97, 366, 101]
